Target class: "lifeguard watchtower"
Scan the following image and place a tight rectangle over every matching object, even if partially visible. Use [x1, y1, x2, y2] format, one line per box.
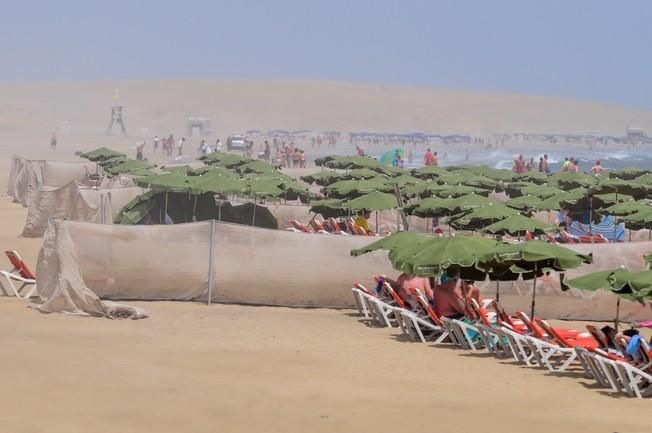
[106, 89, 127, 135]
[106, 106, 127, 135]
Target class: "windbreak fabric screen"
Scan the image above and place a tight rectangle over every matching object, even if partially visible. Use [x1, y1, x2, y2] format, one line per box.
[33, 219, 651, 320]
[21, 182, 145, 237]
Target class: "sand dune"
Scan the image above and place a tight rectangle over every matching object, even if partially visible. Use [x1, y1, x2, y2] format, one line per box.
[2, 80, 652, 144]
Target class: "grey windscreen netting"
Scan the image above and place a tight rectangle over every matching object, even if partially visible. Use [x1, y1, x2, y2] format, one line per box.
[7, 156, 96, 206]
[20, 182, 146, 237]
[32, 219, 651, 320]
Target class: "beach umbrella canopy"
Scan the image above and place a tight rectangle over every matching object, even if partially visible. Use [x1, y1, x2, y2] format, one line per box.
[590, 178, 647, 199]
[520, 184, 565, 200]
[621, 209, 652, 230]
[505, 195, 545, 212]
[566, 268, 652, 327]
[549, 172, 597, 190]
[105, 160, 154, 176]
[203, 152, 251, 168]
[325, 178, 392, 198]
[408, 195, 496, 218]
[478, 241, 592, 317]
[602, 200, 652, 217]
[99, 155, 130, 168]
[436, 184, 491, 198]
[631, 173, 652, 186]
[449, 203, 519, 230]
[237, 160, 278, 174]
[483, 214, 552, 236]
[81, 147, 126, 162]
[324, 155, 383, 170]
[468, 166, 516, 182]
[188, 171, 245, 195]
[350, 231, 428, 257]
[342, 191, 398, 211]
[610, 167, 649, 180]
[389, 235, 501, 278]
[346, 168, 380, 180]
[537, 188, 587, 211]
[413, 165, 449, 179]
[300, 171, 343, 186]
[135, 172, 193, 192]
[516, 171, 548, 185]
[386, 174, 421, 187]
[309, 198, 347, 218]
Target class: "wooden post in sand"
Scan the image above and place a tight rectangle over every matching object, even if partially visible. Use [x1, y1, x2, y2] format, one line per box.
[207, 219, 216, 305]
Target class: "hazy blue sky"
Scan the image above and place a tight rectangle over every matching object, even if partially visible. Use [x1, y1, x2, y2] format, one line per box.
[2, 0, 652, 108]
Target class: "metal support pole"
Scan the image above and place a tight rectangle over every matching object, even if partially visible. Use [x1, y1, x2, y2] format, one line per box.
[614, 297, 621, 330]
[496, 280, 500, 302]
[530, 263, 538, 319]
[207, 220, 216, 305]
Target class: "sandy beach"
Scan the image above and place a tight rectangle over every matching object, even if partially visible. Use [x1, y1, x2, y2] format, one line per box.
[2, 80, 652, 432]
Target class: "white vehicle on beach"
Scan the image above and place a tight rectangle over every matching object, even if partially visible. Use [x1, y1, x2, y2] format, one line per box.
[226, 134, 246, 151]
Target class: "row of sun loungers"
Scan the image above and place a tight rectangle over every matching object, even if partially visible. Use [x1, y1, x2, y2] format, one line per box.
[287, 217, 380, 236]
[351, 281, 652, 399]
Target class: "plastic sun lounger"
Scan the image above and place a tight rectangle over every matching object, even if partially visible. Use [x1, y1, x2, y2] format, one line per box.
[535, 318, 599, 350]
[0, 250, 36, 298]
[500, 326, 538, 367]
[514, 311, 584, 340]
[397, 292, 451, 344]
[351, 283, 377, 318]
[468, 299, 511, 357]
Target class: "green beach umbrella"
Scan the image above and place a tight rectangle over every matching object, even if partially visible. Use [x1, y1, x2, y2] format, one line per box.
[610, 167, 649, 180]
[389, 235, 501, 279]
[413, 165, 449, 179]
[449, 202, 519, 230]
[483, 214, 552, 237]
[350, 231, 429, 257]
[478, 241, 592, 317]
[325, 178, 392, 198]
[308, 198, 347, 218]
[505, 195, 545, 212]
[81, 147, 126, 162]
[343, 191, 398, 211]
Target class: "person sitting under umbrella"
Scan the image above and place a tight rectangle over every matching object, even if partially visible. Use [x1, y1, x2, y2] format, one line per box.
[395, 273, 433, 309]
[433, 274, 466, 319]
[354, 209, 372, 233]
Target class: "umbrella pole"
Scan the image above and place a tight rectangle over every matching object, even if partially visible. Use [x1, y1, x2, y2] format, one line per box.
[589, 196, 593, 240]
[615, 298, 621, 330]
[530, 263, 538, 319]
[376, 211, 379, 233]
[496, 280, 500, 302]
[192, 195, 198, 222]
[613, 192, 618, 243]
[252, 196, 256, 226]
[164, 192, 169, 224]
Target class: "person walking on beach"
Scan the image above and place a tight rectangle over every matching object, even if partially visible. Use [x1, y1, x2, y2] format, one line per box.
[50, 132, 57, 150]
[136, 141, 146, 161]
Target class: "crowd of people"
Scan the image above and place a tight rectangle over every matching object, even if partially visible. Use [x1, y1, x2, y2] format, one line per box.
[511, 154, 607, 176]
[275, 141, 307, 168]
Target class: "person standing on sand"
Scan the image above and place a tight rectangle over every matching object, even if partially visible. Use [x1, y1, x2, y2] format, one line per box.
[543, 154, 551, 175]
[264, 141, 271, 162]
[177, 137, 185, 156]
[153, 135, 160, 152]
[423, 148, 435, 166]
[50, 132, 57, 150]
[136, 141, 146, 161]
[561, 157, 570, 172]
[591, 160, 605, 176]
